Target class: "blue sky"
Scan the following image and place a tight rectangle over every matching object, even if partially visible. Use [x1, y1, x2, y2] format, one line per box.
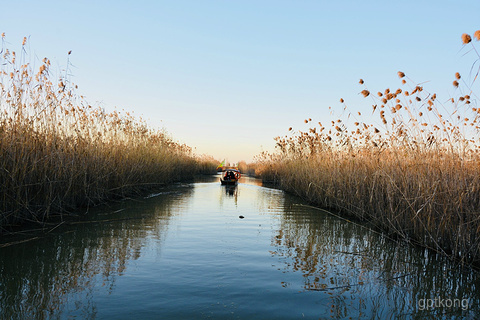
[1, 1, 480, 162]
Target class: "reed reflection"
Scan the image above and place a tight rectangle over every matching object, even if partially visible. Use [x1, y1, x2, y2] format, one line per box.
[269, 195, 480, 319]
[0, 185, 193, 320]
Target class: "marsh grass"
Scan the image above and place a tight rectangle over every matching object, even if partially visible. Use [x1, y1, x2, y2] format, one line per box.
[0, 35, 217, 231]
[256, 31, 480, 266]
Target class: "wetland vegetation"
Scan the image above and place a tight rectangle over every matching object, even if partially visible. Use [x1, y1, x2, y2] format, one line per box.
[1, 29, 480, 318]
[255, 30, 480, 267]
[0, 34, 216, 231]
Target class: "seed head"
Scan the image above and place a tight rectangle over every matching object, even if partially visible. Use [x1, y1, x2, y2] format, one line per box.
[397, 71, 405, 78]
[340, 98, 344, 103]
[462, 33, 472, 44]
[474, 30, 480, 41]
[359, 79, 364, 84]
[360, 90, 370, 97]
[455, 72, 461, 80]
[453, 80, 459, 87]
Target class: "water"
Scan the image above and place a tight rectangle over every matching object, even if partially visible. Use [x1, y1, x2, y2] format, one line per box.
[0, 175, 479, 319]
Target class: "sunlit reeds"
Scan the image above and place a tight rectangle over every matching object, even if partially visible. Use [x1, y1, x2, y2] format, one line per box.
[256, 30, 480, 266]
[0, 35, 217, 230]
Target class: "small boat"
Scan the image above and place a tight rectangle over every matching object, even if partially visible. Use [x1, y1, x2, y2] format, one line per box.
[220, 169, 241, 185]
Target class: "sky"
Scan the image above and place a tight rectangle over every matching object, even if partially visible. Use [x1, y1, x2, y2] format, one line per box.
[1, 0, 480, 162]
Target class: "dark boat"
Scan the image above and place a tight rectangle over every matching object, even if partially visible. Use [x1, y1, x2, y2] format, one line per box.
[220, 169, 241, 185]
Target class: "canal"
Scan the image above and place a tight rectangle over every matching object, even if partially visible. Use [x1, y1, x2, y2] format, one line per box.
[0, 175, 478, 319]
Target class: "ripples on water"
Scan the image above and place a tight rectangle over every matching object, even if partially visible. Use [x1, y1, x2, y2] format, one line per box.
[0, 175, 478, 319]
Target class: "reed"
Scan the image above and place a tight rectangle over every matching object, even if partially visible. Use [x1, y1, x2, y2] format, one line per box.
[256, 30, 480, 266]
[0, 35, 217, 231]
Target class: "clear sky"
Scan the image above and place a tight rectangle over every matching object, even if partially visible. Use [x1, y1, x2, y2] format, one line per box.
[1, 1, 479, 162]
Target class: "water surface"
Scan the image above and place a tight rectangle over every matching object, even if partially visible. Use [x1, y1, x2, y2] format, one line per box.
[0, 175, 478, 319]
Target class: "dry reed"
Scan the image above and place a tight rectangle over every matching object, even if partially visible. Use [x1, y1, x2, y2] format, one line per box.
[256, 30, 480, 267]
[0, 35, 217, 231]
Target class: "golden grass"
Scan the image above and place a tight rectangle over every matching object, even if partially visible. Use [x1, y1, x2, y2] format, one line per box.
[256, 31, 480, 266]
[0, 36, 217, 231]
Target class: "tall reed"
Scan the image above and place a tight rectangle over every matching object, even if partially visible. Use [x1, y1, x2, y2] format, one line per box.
[0, 35, 217, 231]
[256, 30, 480, 266]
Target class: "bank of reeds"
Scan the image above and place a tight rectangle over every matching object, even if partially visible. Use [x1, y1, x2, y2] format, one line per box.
[0, 35, 217, 231]
[256, 31, 480, 266]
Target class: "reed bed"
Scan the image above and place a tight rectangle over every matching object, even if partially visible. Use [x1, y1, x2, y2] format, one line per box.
[256, 31, 480, 266]
[0, 35, 217, 231]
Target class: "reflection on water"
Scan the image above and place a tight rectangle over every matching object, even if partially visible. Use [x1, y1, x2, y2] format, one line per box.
[270, 201, 480, 319]
[224, 185, 237, 197]
[0, 185, 193, 319]
[0, 175, 478, 319]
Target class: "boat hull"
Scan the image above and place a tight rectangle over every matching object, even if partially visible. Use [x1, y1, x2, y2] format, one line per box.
[220, 179, 238, 185]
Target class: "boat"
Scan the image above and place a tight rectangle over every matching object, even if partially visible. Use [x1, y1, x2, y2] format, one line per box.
[220, 169, 241, 185]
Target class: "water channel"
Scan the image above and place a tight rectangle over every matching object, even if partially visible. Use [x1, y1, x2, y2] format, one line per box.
[0, 175, 479, 319]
